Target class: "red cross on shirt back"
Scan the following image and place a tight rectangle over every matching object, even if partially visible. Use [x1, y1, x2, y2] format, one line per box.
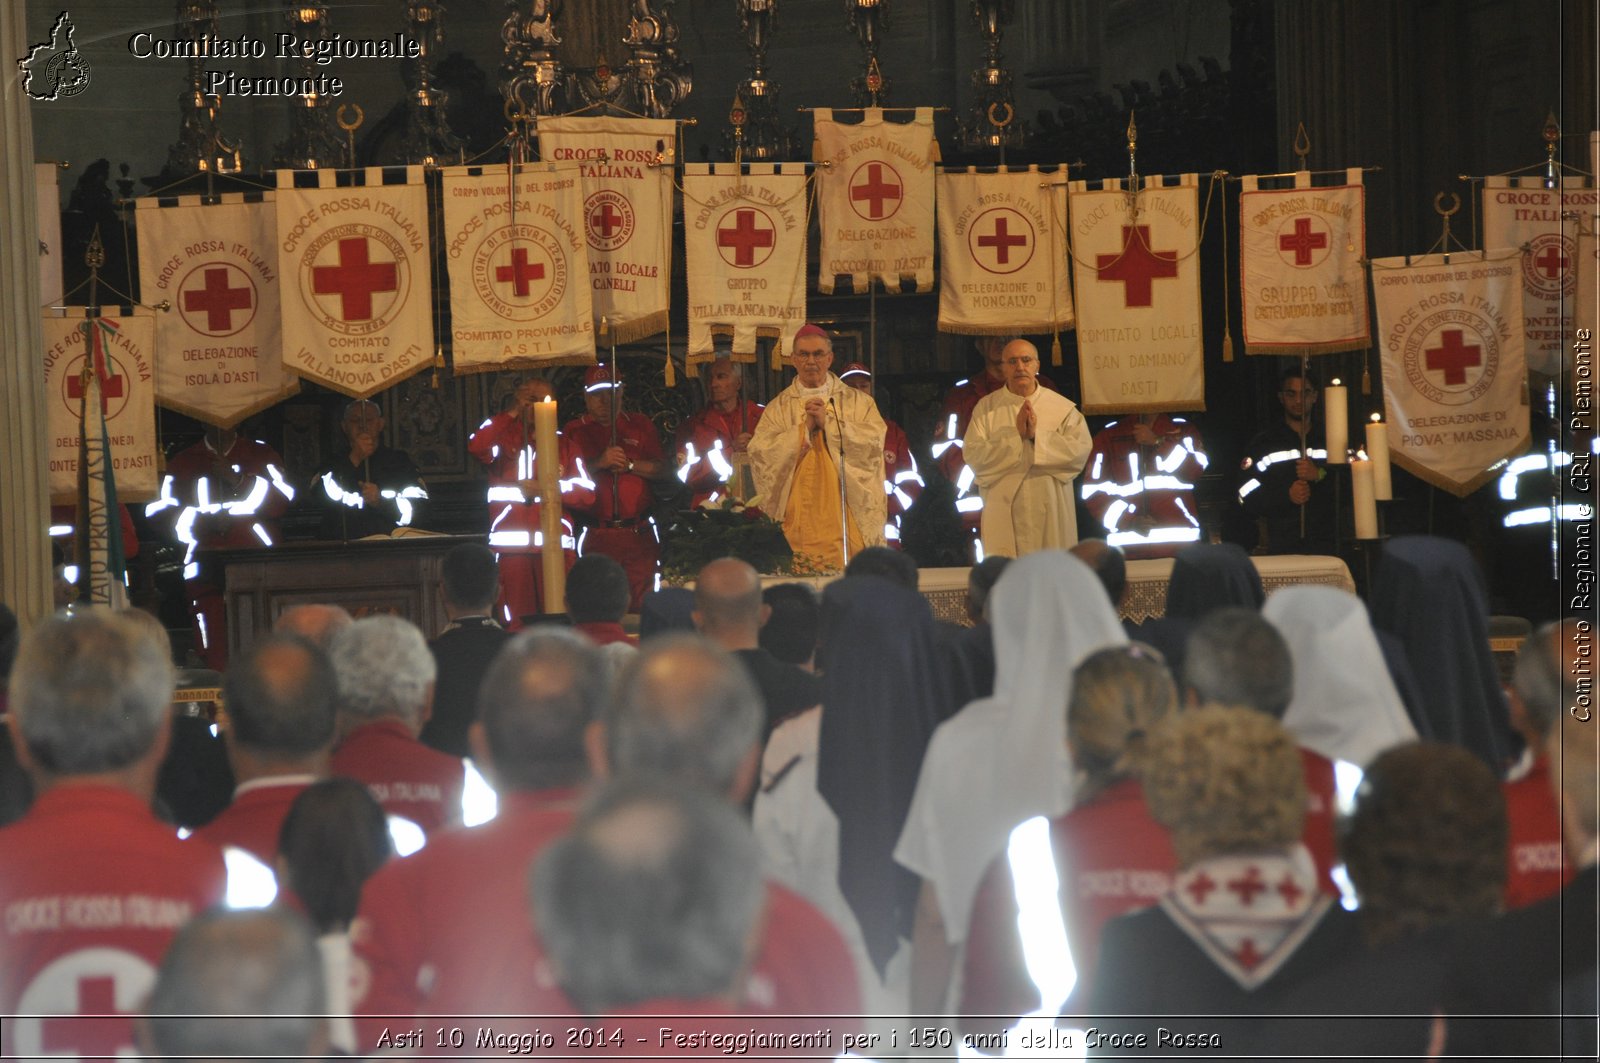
[41, 975, 129, 1061]
[1096, 224, 1179, 307]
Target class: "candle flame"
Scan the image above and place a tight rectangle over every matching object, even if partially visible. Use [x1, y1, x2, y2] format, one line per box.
[541, 396, 553, 403]
[1370, 412, 1381, 422]
[1331, 378, 1342, 386]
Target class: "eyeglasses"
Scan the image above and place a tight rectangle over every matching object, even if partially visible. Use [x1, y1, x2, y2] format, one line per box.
[792, 349, 830, 361]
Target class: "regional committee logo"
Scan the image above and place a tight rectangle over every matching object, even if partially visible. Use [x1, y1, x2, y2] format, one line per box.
[1403, 310, 1499, 407]
[299, 226, 410, 336]
[473, 224, 567, 322]
[18, 12, 91, 101]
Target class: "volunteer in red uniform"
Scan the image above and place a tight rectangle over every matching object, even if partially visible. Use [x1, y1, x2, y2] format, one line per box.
[931, 336, 1057, 552]
[959, 645, 1180, 1035]
[327, 615, 465, 836]
[1080, 413, 1209, 558]
[145, 426, 295, 669]
[190, 634, 337, 865]
[351, 629, 602, 1044]
[1501, 621, 1576, 908]
[675, 357, 764, 508]
[468, 375, 596, 628]
[839, 361, 925, 547]
[563, 364, 666, 611]
[0, 611, 228, 1061]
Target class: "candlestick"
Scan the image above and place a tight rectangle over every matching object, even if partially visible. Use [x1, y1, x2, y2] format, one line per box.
[1324, 378, 1348, 464]
[534, 396, 564, 615]
[1365, 413, 1392, 500]
[1352, 458, 1378, 539]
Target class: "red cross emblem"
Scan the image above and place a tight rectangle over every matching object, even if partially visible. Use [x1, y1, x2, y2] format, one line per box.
[1278, 215, 1329, 267]
[65, 352, 126, 416]
[1424, 328, 1483, 387]
[311, 237, 399, 322]
[181, 266, 253, 333]
[848, 162, 903, 221]
[495, 246, 546, 297]
[1096, 224, 1179, 307]
[970, 207, 1035, 275]
[1185, 871, 1218, 905]
[1534, 244, 1569, 278]
[1276, 873, 1304, 907]
[716, 207, 776, 268]
[1233, 938, 1264, 970]
[41, 975, 130, 1061]
[1225, 865, 1267, 906]
[978, 217, 1028, 263]
[591, 202, 624, 239]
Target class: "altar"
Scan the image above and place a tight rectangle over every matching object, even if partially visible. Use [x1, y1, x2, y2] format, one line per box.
[218, 534, 484, 658]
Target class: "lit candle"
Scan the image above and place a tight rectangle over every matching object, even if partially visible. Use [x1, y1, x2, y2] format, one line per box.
[534, 396, 565, 615]
[1365, 413, 1392, 500]
[1323, 377, 1348, 464]
[1351, 458, 1378, 539]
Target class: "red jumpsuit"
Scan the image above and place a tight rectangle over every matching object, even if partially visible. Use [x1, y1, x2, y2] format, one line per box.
[0, 785, 228, 1060]
[933, 373, 1057, 553]
[188, 777, 314, 867]
[563, 411, 665, 610]
[1079, 415, 1208, 559]
[330, 720, 466, 837]
[144, 436, 294, 669]
[675, 400, 764, 508]
[882, 419, 925, 546]
[1502, 754, 1573, 909]
[468, 412, 596, 628]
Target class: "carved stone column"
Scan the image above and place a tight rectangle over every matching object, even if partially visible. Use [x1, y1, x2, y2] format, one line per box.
[0, 6, 57, 625]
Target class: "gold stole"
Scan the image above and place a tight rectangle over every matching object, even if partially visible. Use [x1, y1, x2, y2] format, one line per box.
[784, 426, 864, 570]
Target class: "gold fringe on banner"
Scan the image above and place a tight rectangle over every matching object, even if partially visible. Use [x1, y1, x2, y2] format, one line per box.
[1243, 339, 1370, 357]
[450, 353, 598, 376]
[1081, 399, 1206, 417]
[605, 311, 669, 347]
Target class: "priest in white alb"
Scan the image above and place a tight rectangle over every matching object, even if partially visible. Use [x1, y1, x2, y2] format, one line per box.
[965, 338, 1092, 555]
[748, 324, 887, 570]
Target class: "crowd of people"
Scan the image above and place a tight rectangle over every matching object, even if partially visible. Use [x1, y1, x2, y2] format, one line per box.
[0, 533, 1592, 1059]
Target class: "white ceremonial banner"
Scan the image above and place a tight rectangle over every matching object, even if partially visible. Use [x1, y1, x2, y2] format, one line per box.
[937, 166, 1074, 336]
[1373, 251, 1530, 496]
[44, 311, 158, 503]
[1069, 174, 1205, 414]
[536, 116, 674, 344]
[137, 194, 298, 426]
[1577, 222, 1598, 346]
[684, 162, 809, 372]
[1482, 175, 1596, 376]
[813, 107, 937, 294]
[36, 163, 62, 307]
[441, 164, 595, 372]
[275, 166, 433, 399]
[1238, 170, 1369, 355]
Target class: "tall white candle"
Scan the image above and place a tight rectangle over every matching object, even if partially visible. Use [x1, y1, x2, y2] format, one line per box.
[1324, 379, 1348, 464]
[1352, 458, 1378, 539]
[535, 396, 564, 615]
[1366, 414, 1392, 500]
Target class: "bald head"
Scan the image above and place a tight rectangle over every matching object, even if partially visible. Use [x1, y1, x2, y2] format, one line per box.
[273, 604, 353, 650]
[1001, 339, 1040, 396]
[693, 558, 765, 646]
[601, 634, 763, 801]
[222, 634, 337, 765]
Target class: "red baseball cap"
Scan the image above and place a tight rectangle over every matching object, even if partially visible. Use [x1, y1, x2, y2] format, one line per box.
[584, 364, 623, 392]
[839, 362, 871, 380]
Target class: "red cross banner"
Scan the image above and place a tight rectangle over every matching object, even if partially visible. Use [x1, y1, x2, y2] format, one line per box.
[274, 166, 433, 399]
[535, 116, 675, 344]
[936, 166, 1074, 336]
[1482, 175, 1596, 376]
[36, 163, 62, 307]
[43, 310, 158, 503]
[441, 164, 595, 373]
[813, 107, 938, 295]
[1238, 169, 1369, 355]
[1372, 250, 1530, 496]
[1068, 174, 1205, 414]
[136, 194, 299, 426]
[683, 162, 809, 372]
